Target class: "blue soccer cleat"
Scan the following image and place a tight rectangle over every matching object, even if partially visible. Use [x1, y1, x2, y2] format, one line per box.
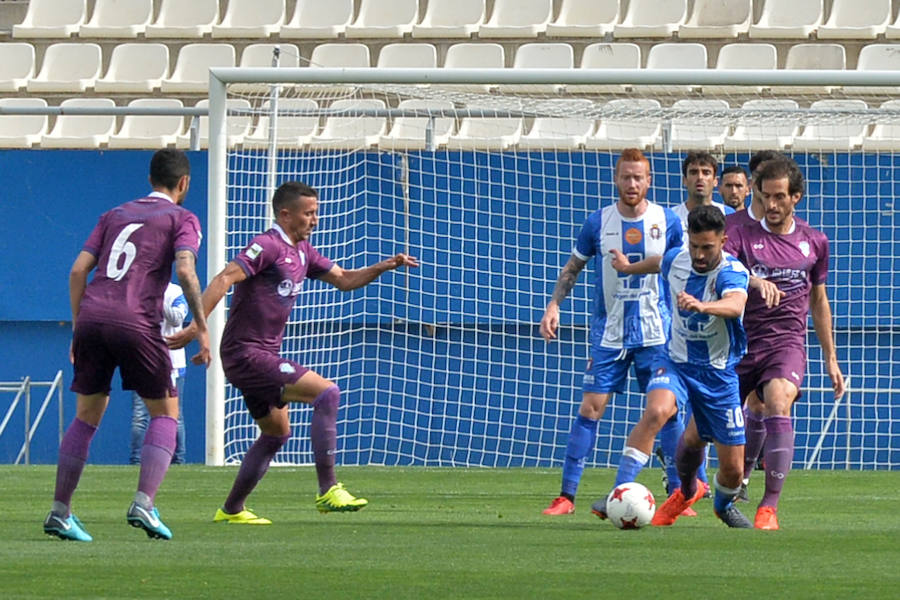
[44, 511, 93, 542]
[127, 502, 172, 540]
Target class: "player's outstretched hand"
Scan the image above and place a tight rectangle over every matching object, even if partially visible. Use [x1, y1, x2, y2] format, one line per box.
[677, 291, 704, 313]
[608, 248, 631, 273]
[752, 277, 785, 308]
[389, 253, 419, 270]
[539, 305, 559, 341]
[827, 358, 846, 399]
[192, 328, 211, 367]
[166, 321, 196, 350]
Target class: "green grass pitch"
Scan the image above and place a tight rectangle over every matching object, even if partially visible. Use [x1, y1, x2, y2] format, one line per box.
[1, 465, 897, 599]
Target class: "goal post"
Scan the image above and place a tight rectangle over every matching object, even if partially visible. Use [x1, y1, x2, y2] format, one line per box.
[207, 66, 900, 470]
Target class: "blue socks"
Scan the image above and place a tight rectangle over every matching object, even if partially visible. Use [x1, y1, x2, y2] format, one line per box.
[614, 447, 650, 487]
[561, 415, 598, 498]
[658, 418, 683, 493]
[713, 478, 741, 515]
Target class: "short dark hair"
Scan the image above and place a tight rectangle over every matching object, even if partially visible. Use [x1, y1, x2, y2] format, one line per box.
[721, 165, 748, 180]
[149, 149, 190, 190]
[747, 150, 783, 176]
[272, 181, 318, 213]
[681, 151, 718, 177]
[687, 204, 726, 235]
[754, 159, 805, 198]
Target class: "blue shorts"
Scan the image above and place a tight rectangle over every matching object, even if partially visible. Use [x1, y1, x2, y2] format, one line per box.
[583, 344, 666, 395]
[646, 357, 745, 446]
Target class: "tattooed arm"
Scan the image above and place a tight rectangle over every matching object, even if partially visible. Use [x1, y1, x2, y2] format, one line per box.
[539, 254, 588, 342]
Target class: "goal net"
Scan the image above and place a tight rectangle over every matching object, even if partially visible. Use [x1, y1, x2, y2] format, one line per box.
[207, 64, 899, 471]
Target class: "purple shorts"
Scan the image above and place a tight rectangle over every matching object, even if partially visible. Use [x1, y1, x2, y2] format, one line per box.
[71, 320, 174, 399]
[222, 350, 309, 420]
[736, 343, 806, 403]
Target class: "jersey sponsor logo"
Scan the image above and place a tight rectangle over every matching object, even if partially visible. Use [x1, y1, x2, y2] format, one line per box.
[246, 243, 263, 260]
[624, 227, 643, 245]
[798, 241, 810, 257]
[750, 264, 808, 282]
[279, 362, 296, 374]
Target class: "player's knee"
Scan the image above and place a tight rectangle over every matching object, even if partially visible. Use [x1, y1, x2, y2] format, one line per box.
[313, 384, 340, 415]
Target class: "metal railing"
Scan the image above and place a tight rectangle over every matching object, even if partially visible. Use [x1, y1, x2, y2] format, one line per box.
[0, 370, 64, 464]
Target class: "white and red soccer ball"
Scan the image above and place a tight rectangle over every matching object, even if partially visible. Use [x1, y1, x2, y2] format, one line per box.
[605, 482, 656, 529]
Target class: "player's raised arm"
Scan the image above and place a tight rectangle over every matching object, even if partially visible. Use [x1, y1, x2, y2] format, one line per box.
[609, 248, 662, 275]
[810, 283, 845, 399]
[318, 253, 419, 292]
[540, 254, 586, 341]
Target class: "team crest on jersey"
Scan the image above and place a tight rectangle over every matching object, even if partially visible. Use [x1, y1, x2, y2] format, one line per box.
[278, 279, 294, 297]
[649, 224, 661, 240]
[798, 241, 810, 257]
[625, 227, 643, 245]
[279, 362, 296, 374]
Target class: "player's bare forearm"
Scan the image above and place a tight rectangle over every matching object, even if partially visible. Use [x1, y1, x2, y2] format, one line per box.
[174, 251, 207, 332]
[68, 251, 96, 328]
[749, 275, 784, 308]
[610, 249, 660, 275]
[323, 253, 419, 291]
[549, 255, 586, 306]
[810, 284, 844, 397]
[677, 290, 746, 318]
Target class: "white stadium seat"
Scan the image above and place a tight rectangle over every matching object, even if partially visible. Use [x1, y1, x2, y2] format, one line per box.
[13, 0, 86, 38]
[886, 11, 900, 38]
[791, 99, 869, 151]
[0, 98, 48, 148]
[712, 43, 778, 93]
[27, 42, 101, 93]
[145, 0, 218, 38]
[240, 44, 300, 68]
[502, 43, 574, 93]
[670, 99, 730, 151]
[817, 0, 890, 40]
[445, 103, 523, 150]
[95, 43, 169, 94]
[377, 43, 438, 69]
[518, 100, 595, 150]
[546, 0, 619, 38]
[161, 43, 236, 94]
[378, 99, 456, 151]
[585, 99, 661, 151]
[40, 98, 116, 149]
[861, 100, 900, 151]
[176, 99, 252, 150]
[785, 43, 846, 70]
[309, 43, 371, 68]
[845, 44, 900, 96]
[645, 43, 708, 94]
[212, 0, 284, 38]
[678, 0, 751, 39]
[0, 43, 36, 92]
[478, 0, 552, 38]
[345, 0, 418, 38]
[443, 43, 505, 92]
[749, 0, 823, 39]
[572, 43, 641, 94]
[109, 99, 185, 150]
[244, 98, 320, 149]
[723, 99, 800, 151]
[308, 99, 388, 150]
[79, 0, 152, 38]
[412, 0, 485, 39]
[281, 0, 353, 39]
[614, 0, 687, 38]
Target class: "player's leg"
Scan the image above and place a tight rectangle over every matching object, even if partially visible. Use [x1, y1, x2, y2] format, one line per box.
[615, 388, 677, 487]
[129, 391, 149, 465]
[651, 417, 707, 527]
[756, 377, 800, 530]
[172, 374, 186, 464]
[711, 440, 752, 528]
[740, 390, 766, 501]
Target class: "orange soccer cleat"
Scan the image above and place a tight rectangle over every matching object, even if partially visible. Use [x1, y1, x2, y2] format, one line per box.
[754, 505, 779, 530]
[651, 484, 706, 527]
[542, 496, 575, 515]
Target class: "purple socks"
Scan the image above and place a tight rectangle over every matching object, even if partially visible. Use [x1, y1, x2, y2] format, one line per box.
[53, 418, 97, 514]
[743, 407, 767, 481]
[223, 433, 288, 514]
[137, 416, 178, 505]
[675, 436, 705, 499]
[760, 416, 793, 509]
[311, 385, 340, 495]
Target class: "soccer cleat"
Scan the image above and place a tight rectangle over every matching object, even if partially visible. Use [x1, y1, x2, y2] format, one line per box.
[542, 496, 575, 515]
[736, 482, 749, 503]
[651, 484, 706, 527]
[655, 447, 669, 495]
[213, 507, 271, 525]
[43, 512, 93, 542]
[680, 506, 698, 517]
[715, 504, 753, 528]
[316, 483, 368, 513]
[590, 497, 607, 520]
[127, 502, 172, 540]
[754, 505, 779, 530]
[700, 480, 712, 499]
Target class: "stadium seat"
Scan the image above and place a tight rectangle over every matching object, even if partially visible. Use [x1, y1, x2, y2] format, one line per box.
[145, 0, 218, 38]
[861, 100, 900, 151]
[108, 99, 185, 150]
[791, 99, 869, 151]
[0, 98, 48, 148]
[817, 0, 889, 39]
[669, 99, 730, 151]
[501, 43, 574, 93]
[645, 43, 708, 94]
[243, 98, 320, 149]
[546, 0, 619, 38]
[478, 0, 552, 38]
[572, 43, 641, 94]
[161, 43, 236, 94]
[412, 0, 485, 38]
[445, 103, 523, 150]
[40, 98, 116, 149]
[176, 99, 252, 150]
[307, 99, 388, 150]
[443, 43, 505, 92]
[778, 43, 846, 95]
[345, 0, 418, 38]
[0, 43, 35, 92]
[26, 42, 101, 93]
[12, 0, 86, 38]
[212, 0, 285, 38]
[845, 44, 900, 96]
[749, 0, 823, 39]
[723, 99, 800, 151]
[310, 43, 371, 68]
[281, 0, 353, 39]
[886, 11, 900, 38]
[712, 43, 778, 93]
[378, 99, 456, 151]
[678, 0, 751, 38]
[79, 0, 152, 38]
[377, 43, 438, 69]
[95, 43, 168, 94]
[614, 0, 687, 38]
[518, 99, 595, 150]
[585, 98, 661, 150]
[240, 44, 301, 68]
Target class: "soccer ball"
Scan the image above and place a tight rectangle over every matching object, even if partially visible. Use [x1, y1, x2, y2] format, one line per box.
[605, 482, 656, 529]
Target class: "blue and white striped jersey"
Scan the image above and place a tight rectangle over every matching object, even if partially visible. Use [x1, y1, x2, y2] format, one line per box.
[671, 201, 734, 245]
[661, 247, 749, 370]
[574, 202, 683, 349]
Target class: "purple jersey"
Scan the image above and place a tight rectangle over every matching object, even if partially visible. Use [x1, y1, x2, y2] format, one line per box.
[724, 218, 829, 351]
[221, 225, 334, 358]
[77, 194, 202, 331]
